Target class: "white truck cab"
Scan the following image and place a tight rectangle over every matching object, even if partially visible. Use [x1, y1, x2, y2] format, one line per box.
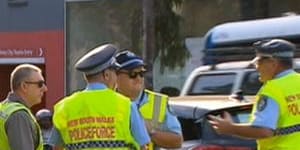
[180, 61, 259, 96]
[180, 59, 300, 96]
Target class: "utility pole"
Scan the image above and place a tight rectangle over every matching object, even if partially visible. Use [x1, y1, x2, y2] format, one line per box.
[143, 0, 155, 90]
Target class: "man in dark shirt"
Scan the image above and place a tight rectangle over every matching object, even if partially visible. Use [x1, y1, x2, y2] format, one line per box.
[0, 64, 48, 150]
[36, 108, 54, 150]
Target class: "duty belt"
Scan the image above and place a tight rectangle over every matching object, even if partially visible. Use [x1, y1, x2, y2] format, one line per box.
[274, 124, 300, 136]
[65, 140, 136, 150]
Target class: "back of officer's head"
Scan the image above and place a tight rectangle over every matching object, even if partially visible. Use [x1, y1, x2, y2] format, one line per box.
[252, 39, 296, 68]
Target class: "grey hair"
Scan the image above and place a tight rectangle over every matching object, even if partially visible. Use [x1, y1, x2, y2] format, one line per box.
[10, 64, 42, 91]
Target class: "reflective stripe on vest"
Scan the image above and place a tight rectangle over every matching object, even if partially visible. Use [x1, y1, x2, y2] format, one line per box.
[140, 89, 168, 150]
[0, 102, 43, 150]
[251, 72, 300, 150]
[140, 89, 167, 125]
[53, 89, 139, 150]
[274, 124, 300, 136]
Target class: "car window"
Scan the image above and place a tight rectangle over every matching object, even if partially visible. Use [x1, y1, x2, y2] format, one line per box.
[178, 118, 202, 140]
[188, 73, 236, 95]
[241, 71, 262, 95]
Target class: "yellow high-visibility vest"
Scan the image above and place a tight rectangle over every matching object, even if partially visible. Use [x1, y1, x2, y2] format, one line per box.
[53, 89, 139, 150]
[139, 89, 168, 150]
[0, 102, 43, 150]
[250, 72, 300, 150]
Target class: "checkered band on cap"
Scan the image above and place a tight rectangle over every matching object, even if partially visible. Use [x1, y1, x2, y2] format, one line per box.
[274, 124, 300, 136]
[65, 140, 136, 150]
[115, 50, 145, 70]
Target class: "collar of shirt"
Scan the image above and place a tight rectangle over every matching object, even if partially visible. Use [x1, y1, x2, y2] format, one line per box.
[85, 83, 107, 91]
[275, 69, 295, 79]
[4, 92, 29, 108]
[134, 90, 148, 108]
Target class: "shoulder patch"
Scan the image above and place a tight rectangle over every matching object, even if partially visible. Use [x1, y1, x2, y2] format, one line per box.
[257, 96, 268, 111]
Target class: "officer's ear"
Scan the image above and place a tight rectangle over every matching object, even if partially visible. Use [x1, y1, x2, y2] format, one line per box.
[20, 81, 28, 92]
[102, 69, 110, 80]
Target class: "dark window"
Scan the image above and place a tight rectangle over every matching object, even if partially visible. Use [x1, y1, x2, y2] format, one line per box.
[188, 73, 235, 95]
[178, 118, 202, 140]
[241, 71, 262, 95]
[200, 109, 256, 147]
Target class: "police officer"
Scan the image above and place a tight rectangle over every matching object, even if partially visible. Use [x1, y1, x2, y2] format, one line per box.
[49, 44, 150, 150]
[0, 64, 47, 150]
[115, 50, 183, 149]
[209, 39, 300, 150]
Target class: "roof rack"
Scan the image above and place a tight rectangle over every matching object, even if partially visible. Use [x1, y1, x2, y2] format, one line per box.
[202, 16, 300, 65]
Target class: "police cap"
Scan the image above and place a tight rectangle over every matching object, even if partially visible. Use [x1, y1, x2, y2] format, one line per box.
[75, 44, 120, 75]
[115, 50, 145, 70]
[252, 39, 295, 63]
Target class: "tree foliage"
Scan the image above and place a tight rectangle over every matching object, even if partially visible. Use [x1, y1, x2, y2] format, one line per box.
[154, 0, 190, 70]
[131, 0, 189, 70]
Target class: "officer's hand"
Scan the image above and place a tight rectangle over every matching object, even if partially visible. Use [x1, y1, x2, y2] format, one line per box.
[208, 111, 234, 135]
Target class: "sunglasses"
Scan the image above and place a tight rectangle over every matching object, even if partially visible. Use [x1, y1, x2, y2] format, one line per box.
[25, 80, 46, 88]
[118, 70, 146, 79]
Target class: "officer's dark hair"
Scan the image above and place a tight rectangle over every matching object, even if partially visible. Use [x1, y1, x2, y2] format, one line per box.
[276, 57, 293, 68]
[84, 72, 99, 79]
[84, 71, 102, 82]
[84, 67, 113, 82]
